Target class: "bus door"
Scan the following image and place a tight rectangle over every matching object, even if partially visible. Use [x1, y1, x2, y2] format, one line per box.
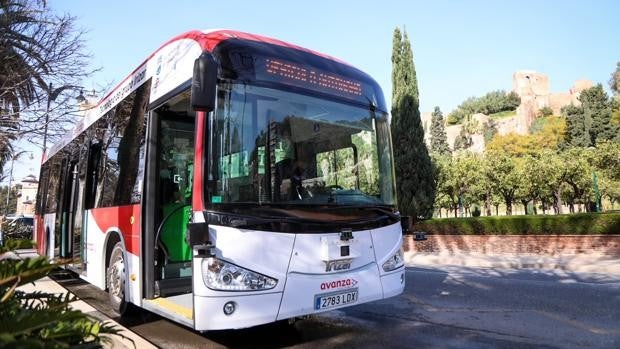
[147, 95, 196, 298]
[59, 156, 79, 259]
[59, 143, 85, 269]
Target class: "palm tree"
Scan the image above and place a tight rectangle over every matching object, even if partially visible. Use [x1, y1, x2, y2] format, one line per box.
[0, 0, 47, 117]
[0, 0, 92, 172]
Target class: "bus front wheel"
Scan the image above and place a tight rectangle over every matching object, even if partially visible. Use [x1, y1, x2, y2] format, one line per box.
[106, 242, 128, 315]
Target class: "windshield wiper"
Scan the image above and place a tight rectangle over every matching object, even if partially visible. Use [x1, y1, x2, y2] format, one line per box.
[322, 205, 400, 220]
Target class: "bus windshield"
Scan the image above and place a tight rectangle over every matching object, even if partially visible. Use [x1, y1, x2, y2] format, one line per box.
[208, 83, 396, 208]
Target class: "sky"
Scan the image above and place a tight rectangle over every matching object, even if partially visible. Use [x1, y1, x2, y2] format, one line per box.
[7, 0, 620, 182]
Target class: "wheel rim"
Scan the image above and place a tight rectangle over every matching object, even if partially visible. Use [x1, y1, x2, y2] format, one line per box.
[108, 253, 125, 301]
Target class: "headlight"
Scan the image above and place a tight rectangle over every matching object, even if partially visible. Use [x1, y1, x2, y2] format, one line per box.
[382, 247, 404, 272]
[201, 258, 277, 291]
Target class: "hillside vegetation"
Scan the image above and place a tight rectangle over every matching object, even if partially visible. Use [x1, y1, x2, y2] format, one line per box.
[447, 90, 521, 125]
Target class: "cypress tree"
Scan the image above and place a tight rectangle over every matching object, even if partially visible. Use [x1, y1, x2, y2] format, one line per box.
[390, 27, 435, 220]
[430, 106, 450, 155]
[391, 28, 403, 102]
[562, 104, 589, 147]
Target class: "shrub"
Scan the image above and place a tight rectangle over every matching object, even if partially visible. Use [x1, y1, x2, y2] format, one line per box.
[447, 90, 521, 124]
[538, 106, 553, 117]
[472, 206, 481, 217]
[412, 213, 620, 235]
[0, 239, 122, 348]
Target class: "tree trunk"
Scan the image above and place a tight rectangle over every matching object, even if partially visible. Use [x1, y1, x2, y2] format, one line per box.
[505, 200, 512, 215]
[485, 193, 492, 216]
[555, 191, 563, 215]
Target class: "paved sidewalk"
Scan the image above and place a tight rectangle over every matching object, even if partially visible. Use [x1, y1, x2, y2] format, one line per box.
[406, 251, 620, 276]
[11, 249, 156, 349]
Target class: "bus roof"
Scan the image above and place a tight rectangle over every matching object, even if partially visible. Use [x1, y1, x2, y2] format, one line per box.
[44, 30, 361, 163]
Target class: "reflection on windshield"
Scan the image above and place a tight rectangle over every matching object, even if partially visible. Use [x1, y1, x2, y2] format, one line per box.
[208, 84, 396, 207]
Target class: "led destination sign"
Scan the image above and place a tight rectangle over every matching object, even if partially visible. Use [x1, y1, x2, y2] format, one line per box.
[254, 57, 370, 102]
[264, 58, 362, 96]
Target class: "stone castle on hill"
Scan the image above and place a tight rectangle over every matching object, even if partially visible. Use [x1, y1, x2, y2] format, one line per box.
[421, 70, 593, 152]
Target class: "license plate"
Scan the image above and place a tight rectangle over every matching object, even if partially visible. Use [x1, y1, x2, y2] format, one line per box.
[314, 288, 358, 310]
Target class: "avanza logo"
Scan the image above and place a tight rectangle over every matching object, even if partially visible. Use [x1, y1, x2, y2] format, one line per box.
[320, 278, 358, 290]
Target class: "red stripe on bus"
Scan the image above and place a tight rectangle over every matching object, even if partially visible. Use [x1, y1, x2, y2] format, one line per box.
[196, 30, 350, 66]
[34, 215, 45, 255]
[193, 111, 206, 211]
[90, 205, 141, 257]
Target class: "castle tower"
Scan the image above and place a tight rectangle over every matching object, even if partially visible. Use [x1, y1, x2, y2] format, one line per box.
[16, 174, 38, 216]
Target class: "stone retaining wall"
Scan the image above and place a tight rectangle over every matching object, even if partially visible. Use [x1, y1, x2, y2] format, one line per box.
[403, 235, 620, 257]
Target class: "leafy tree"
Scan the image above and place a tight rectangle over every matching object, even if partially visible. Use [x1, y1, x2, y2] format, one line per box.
[486, 117, 565, 156]
[430, 106, 450, 155]
[514, 165, 532, 215]
[447, 90, 521, 124]
[485, 133, 536, 157]
[482, 118, 498, 143]
[0, 0, 93, 172]
[612, 98, 620, 127]
[559, 148, 593, 212]
[598, 175, 620, 210]
[610, 61, 620, 96]
[521, 152, 563, 214]
[611, 62, 620, 128]
[537, 106, 553, 117]
[391, 27, 434, 220]
[453, 152, 484, 216]
[530, 116, 566, 150]
[453, 126, 472, 151]
[589, 141, 620, 211]
[0, 240, 120, 347]
[453, 117, 479, 151]
[579, 84, 617, 146]
[484, 151, 521, 215]
[0, 185, 19, 215]
[432, 154, 458, 217]
[590, 141, 620, 181]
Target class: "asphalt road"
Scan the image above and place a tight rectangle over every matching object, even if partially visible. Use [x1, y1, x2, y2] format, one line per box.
[51, 266, 620, 349]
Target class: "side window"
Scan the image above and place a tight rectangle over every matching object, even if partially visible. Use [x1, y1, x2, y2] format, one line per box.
[35, 164, 50, 215]
[84, 139, 102, 210]
[45, 154, 63, 213]
[95, 79, 151, 208]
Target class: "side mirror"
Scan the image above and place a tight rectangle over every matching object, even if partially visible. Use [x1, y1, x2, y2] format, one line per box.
[191, 52, 218, 112]
[187, 222, 210, 246]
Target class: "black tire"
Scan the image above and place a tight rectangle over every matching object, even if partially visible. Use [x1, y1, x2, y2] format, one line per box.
[106, 242, 128, 315]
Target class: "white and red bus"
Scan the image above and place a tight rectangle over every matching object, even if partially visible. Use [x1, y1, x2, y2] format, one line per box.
[35, 29, 405, 330]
